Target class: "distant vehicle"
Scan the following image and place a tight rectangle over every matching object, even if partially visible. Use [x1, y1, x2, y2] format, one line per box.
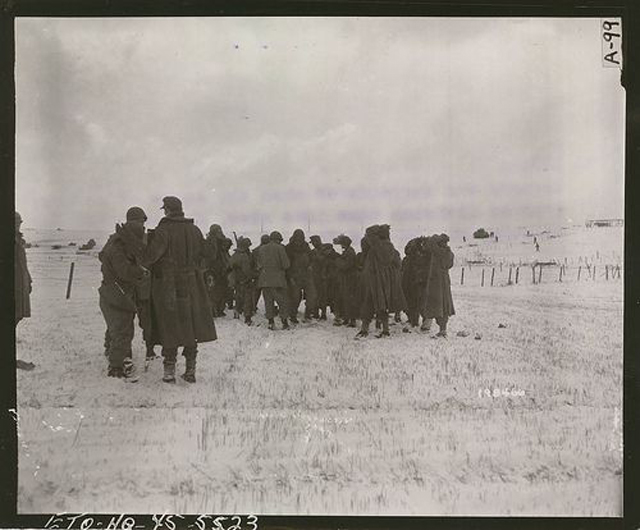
[585, 219, 624, 228]
[79, 238, 97, 251]
[473, 228, 491, 239]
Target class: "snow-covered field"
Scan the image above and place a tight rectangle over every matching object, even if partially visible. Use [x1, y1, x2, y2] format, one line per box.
[16, 226, 623, 515]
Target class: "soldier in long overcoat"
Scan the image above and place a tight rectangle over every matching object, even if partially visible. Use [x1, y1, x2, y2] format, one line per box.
[285, 229, 317, 323]
[402, 236, 433, 332]
[309, 235, 327, 319]
[203, 224, 230, 317]
[356, 224, 406, 338]
[424, 234, 455, 337]
[143, 196, 217, 383]
[256, 231, 290, 330]
[324, 243, 341, 321]
[15, 212, 32, 326]
[333, 234, 359, 327]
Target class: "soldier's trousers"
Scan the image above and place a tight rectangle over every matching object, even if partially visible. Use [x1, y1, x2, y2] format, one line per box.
[99, 296, 135, 369]
[235, 283, 256, 318]
[435, 316, 449, 332]
[262, 287, 289, 320]
[407, 284, 428, 326]
[313, 278, 328, 313]
[288, 278, 317, 319]
[162, 345, 197, 366]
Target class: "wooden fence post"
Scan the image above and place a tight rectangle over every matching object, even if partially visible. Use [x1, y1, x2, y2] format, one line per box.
[558, 266, 562, 282]
[515, 267, 520, 284]
[593, 265, 596, 281]
[481, 269, 485, 287]
[538, 265, 543, 284]
[532, 266, 536, 285]
[605, 265, 609, 281]
[461, 267, 465, 285]
[578, 266, 582, 281]
[491, 268, 495, 286]
[508, 267, 513, 285]
[66, 262, 75, 300]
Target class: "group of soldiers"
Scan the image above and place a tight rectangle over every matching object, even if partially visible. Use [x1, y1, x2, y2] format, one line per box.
[200, 220, 456, 338]
[14, 196, 456, 385]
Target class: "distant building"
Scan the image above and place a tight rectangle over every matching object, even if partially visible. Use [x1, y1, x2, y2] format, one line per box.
[585, 219, 624, 228]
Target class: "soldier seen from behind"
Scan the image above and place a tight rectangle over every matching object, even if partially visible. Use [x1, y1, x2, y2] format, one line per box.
[203, 224, 230, 317]
[229, 236, 257, 326]
[424, 233, 455, 338]
[256, 231, 290, 330]
[144, 196, 217, 383]
[402, 236, 434, 333]
[98, 207, 150, 382]
[309, 235, 329, 320]
[356, 224, 406, 339]
[324, 242, 341, 323]
[285, 228, 317, 323]
[252, 234, 272, 314]
[333, 234, 358, 327]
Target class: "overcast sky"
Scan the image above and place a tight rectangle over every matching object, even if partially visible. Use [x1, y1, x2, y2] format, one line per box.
[15, 17, 625, 236]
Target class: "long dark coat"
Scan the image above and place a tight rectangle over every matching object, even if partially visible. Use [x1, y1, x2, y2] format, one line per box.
[256, 242, 290, 288]
[335, 246, 359, 320]
[285, 232, 313, 284]
[402, 237, 432, 317]
[362, 237, 407, 313]
[424, 244, 455, 319]
[144, 216, 217, 349]
[15, 232, 31, 323]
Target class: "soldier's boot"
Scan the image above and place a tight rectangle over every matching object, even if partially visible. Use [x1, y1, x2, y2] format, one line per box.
[162, 362, 176, 383]
[108, 366, 123, 378]
[376, 315, 390, 338]
[420, 318, 433, 332]
[333, 317, 343, 327]
[121, 357, 139, 383]
[182, 357, 196, 384]
[233, 310, 240, 319]
[244, 315, 253, 326]
[355, 320, 370, 339]
[394, 312, 402, 323]
[319, 309, 327, 321]
[347, 319, 357, 328]
[268, 318, 275, 330]
[290, 315, 299, 324]
[375, 318, 382, 330]
[281, 317, 290, 330]
[435, 318, 448, 338]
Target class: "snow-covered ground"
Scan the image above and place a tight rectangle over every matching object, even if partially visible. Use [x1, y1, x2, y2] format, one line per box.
[16, 226, 623, 515]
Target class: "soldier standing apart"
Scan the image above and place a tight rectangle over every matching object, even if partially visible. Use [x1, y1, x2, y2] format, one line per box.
[285, 229, 317, 323]
[15, 212, 35, 371]
[256, 231, 290, 330]
[229, 237, 257, 326]
[98, 207, 149, 381]
[144, 197, 217, 383]
[424, 234, 455, 338]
